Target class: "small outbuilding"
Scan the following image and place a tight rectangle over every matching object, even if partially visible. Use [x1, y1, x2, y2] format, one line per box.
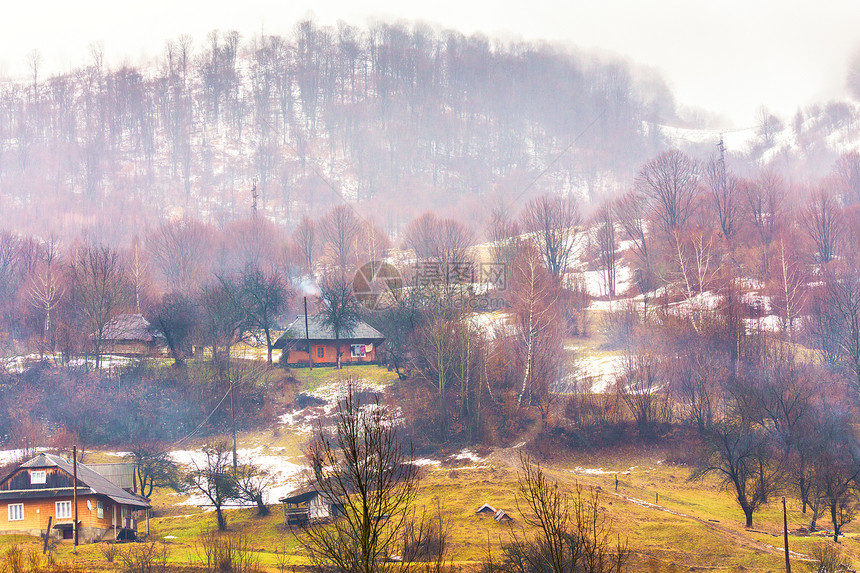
[475, 503, 497, 515]
[279, 485, 344, 526]
[100, 314, 166, 357]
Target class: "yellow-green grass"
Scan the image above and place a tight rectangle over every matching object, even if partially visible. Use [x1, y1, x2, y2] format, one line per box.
[0, 451, 860, 572]
[4, 443, 859, 572]
[148, 446, 860, 571]
[288, 364, 400, 393]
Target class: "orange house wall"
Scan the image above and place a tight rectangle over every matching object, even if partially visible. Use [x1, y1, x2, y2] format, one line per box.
[0, 495, 119, 534]
[288, 342, 377, 365]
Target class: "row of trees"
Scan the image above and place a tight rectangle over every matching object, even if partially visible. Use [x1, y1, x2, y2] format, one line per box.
[0, 19, 665, 245]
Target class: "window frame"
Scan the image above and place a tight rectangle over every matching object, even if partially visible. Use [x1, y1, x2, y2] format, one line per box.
[8, 503, 23, 521]
[350, 344, 366, 358]
[316, 346, 325, 359]
[97, 500, 104, 519]
[30, 470, 46, 485]
[55, 500, 72, 520]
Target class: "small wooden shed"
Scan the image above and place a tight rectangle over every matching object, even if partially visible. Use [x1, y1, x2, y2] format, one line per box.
[279, 486, 344, 526]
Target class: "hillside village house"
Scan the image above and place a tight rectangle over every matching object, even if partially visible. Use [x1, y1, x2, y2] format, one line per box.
[0, 454, 150, 543]
[273, 314, 385, 367]
[100, 314, 166, 357]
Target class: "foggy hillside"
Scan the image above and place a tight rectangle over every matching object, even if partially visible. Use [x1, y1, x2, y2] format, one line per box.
[0, 20, 675, 244]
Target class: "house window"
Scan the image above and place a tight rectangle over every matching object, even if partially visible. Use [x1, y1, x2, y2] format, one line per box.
[317, 346, 325, 359]
[30, 471, 46, 485]
[350, 344, 366, 358]
[8, 504, 23, 521]
[55, 501, 72, 520]
[97, 500, 104, 519]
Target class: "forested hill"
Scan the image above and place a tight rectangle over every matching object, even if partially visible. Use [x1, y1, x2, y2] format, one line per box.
[0, 20, 673, 243]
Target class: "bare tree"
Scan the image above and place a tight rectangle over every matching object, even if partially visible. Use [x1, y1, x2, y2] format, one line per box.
[238, 264, 289, 364]
[833, 151, 860, 206]
[828, 268, 860, 394]
[591, 202, 618, 297]
[511, 244, 560, 407]
[403, 212, 441, 260]
[615, 190, 653, 303]
[769, 236, 807, 339]
[487, 206, 522, 270]
[126, 445, 180, 499]
[497, 455, 629, 573]
[67, 243, 128, 369]
[147, 218, 214, 294]
[635, 150, 700, 236]
[185, 441, 237, 531]
[414, 298, 460, 441]
[804, 189, 843, 265]
[704, 155, 740, 241]
[756, 106, 783, 148]
[692, 420, 783, 528]
[668, 227, 719, 333]
[129, 236, 149, 313]
[293, 215, 318, 275]
[616, 349, 669, 438]
[317, 273, 361, 369]
[300, 381, 419, 573]
[28, 242, 63, 356]
[233, 461, 274, 516]
[321, 205, 362, 277]
[198, 280, 245, 365]
[521, 193, 581, 280]
[146, 291, 197, 366]
[743, 169, 785, 276]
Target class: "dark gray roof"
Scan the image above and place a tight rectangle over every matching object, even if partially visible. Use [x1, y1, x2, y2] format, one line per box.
[88, 463, 136, 490]
[18, 454, 150, 508]
[273, 315, 384, 348]
[278, 479, 341, 504]
[102, 314, 163, 342]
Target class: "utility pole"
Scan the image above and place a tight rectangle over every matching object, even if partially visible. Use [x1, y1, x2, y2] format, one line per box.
[783, 497, 791, 573]
[304, 297, 313, 370]
[72, 445, 78, 549]
[230, 378, 237, 472]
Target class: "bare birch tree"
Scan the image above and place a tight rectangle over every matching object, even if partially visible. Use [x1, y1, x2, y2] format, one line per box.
[511, 244, 560, 406]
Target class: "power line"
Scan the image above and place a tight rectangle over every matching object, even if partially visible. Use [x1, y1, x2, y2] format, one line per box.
[173, 385, 233, 447]
[499, 109, 607, 217]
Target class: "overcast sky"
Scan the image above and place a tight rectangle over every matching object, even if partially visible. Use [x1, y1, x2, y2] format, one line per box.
[2, 0, 858, 127]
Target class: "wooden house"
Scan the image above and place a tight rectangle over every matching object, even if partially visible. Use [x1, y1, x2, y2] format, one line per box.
[0, 454, 151, 543]
[273, 315, 385, 367]
[100, 314, 166, 357]
[279, 484, 344, 526]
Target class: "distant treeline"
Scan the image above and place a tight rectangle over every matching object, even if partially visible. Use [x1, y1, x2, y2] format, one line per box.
[0, 19, 672, 242]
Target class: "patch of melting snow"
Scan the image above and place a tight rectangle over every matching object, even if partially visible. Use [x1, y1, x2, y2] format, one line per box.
[413, 458, 442, 467]
[570, 467, 612, 476]
[0, 448, 47, 464]
[568, 354, 626, 394]
[278, 378, 391, 434]
[170, 446, 307, 508]
[451, 449, 484, 463]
